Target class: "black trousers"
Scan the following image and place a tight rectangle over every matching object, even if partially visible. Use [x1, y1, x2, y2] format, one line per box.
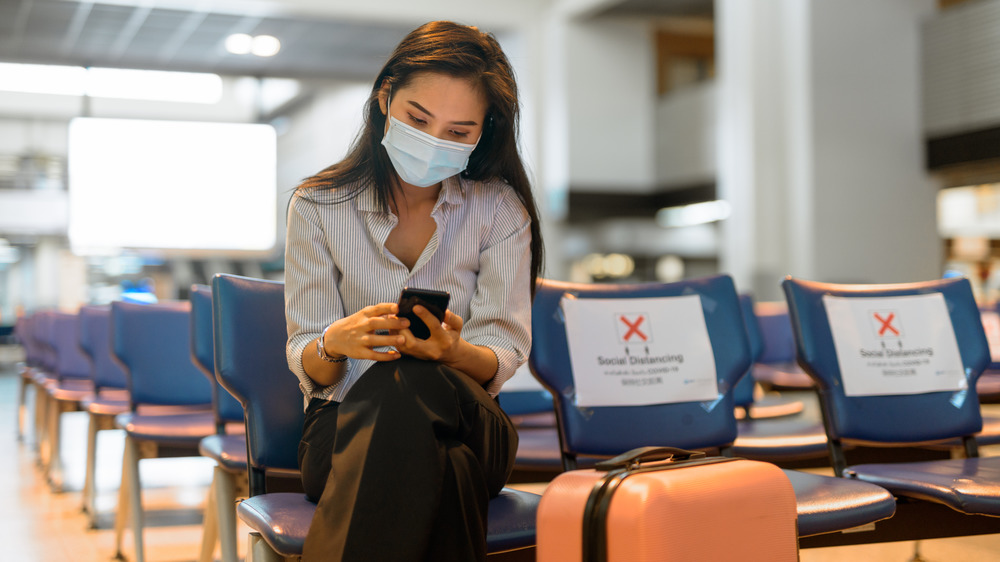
[298, 357, 518, 561]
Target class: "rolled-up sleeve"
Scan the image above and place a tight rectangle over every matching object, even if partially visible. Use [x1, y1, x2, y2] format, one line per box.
[284, 194, 345, 397]
[462, 189, 533, 396]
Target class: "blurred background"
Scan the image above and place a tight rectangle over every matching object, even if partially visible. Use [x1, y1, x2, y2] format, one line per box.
[1, 0, 999, 325]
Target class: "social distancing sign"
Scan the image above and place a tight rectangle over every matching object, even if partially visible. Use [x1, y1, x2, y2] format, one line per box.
[561, 294, 719, 407]
[823, 293, 967, 397]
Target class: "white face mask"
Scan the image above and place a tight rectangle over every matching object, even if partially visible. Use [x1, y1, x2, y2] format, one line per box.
[380, 96, 480, 188]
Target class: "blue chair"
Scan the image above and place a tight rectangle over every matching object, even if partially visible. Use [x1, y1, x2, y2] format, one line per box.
[784, 276, 1000, 545]
[732, 295, 761, 412]
[752, 302, 815, 389]
[78, 304, 131, 527]
[731, 294, 830, 464]
[20, 311, 52, 456]
[530, 275, 896, 539]
[734, 293, 806, 419]
[42, 310, 95, 490]
[110, 300, 217, 562]
[211, 273, 541, 561]
[190, 284, 248, 562]
[14, 312, 39, 442]
[15, 312, 49, 444]
[26, 310, 62, 461]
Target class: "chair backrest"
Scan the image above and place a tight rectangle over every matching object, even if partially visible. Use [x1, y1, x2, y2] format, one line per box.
[34, 310, 57, 373]
[14, 313, 40, 368]
[190, 284, 244, 429]
[111, 300, 213, 409]
[529, 274, 752, 464]
[782, 276, 987, 445]
[756, 302, 797, 364]
[733, 294, 764, 408]
[79, 305, 128, 392]
[52, 311, 91, 381]
[212, 273, 303, 494]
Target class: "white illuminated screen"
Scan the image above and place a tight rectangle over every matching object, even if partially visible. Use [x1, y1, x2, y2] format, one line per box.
[68, 118, 277, 255]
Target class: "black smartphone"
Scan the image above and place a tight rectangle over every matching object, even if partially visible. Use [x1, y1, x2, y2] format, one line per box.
[397, 287, 450, 340]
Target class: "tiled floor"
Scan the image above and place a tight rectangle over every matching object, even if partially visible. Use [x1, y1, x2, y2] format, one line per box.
[3, 358, 1000, 561]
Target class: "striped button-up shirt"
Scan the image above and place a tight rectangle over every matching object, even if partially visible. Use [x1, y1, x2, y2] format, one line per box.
[284, 174, 533, 404]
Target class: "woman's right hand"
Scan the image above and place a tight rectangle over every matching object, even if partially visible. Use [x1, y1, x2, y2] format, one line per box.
[322, 303, 409, 362]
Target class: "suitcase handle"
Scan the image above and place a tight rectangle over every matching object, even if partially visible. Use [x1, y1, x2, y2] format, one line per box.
[594, 446, 706, 470]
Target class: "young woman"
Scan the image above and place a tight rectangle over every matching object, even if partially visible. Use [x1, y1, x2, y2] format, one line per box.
[284, 21, 543, 561]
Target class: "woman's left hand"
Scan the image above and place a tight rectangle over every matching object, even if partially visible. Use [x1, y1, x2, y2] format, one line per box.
[395, 305, 464, 363]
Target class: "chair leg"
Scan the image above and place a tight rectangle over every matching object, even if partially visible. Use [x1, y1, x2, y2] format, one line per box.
[82, 411, 100, 526]
[115, 435, 146, 562]
[198, 472, 220, 562]
[114, 443, 131, 559]
[16, 374, 30, 442]
[247, 531, 287, 562]
[216, 467, 240, 562]
[34, 387, 48, 462]
[46, 400, 71, 492]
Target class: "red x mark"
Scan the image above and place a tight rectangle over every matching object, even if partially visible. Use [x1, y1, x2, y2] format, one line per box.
[620, 315, 648, 342]
[874, 312, 898, 336]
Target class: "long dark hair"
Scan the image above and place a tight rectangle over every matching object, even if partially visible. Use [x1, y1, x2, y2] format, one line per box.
[297, 20, 543, 292]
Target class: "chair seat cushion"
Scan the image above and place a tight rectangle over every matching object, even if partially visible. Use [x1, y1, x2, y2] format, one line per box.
[84, 395, 130, 416]
[199, 433, 249, 471]
[484, 487, 541, 552]
[784, 470, 896, 536]
[85, 394, 211, 417]
[846, 457, 1000, 516]
[47, 382, 94, 403]
[733, 421, 831, 462]
[94, 388, 130, 401]
[973, 414, 1000, 447]
[753, 363, 814, 389]
[238, 493, 314, 557]
[735, 395, 805, 420]
[115, 409, 216, 445]
[238, 488, 541, 557]
[30, 371, 55, 386]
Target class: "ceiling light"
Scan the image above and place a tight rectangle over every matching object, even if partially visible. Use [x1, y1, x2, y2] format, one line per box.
[0, 62, 221, 104]
[225, 33, 253, 55]
[0, 62, 86, 96]
[86, 67, 223, 104]
[251, 35, 281, 57]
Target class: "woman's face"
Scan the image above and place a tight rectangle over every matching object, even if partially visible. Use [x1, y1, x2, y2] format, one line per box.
[379, 72, 488, 146]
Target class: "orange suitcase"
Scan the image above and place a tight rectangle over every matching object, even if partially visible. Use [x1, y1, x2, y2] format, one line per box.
[537, 447, 799, 562]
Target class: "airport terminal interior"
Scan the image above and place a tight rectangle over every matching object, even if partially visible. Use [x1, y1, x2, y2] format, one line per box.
[3, 0, 1000, 560]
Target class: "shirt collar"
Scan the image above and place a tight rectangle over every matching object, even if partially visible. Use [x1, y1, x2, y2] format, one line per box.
[355, 175, 467, 213]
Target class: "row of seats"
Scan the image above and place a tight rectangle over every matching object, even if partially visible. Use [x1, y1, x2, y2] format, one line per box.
[13, 273, 1000, 560]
